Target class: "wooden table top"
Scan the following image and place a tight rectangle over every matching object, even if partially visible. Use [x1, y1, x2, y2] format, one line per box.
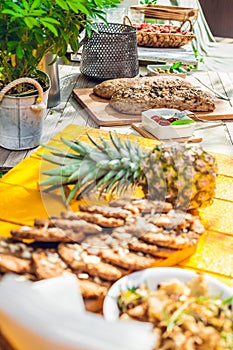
[0, 61, 233, 172]
[1, 45, 233, 350]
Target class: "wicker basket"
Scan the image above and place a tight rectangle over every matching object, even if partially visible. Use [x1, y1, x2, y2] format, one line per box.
[128, 18, 195, 48]
[130, 4, 198, 22]
[80, 22, 139, 80]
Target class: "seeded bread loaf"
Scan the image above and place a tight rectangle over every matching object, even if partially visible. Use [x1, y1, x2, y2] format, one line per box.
[110, 84, 215, 114]
[93, 75, 193, 99]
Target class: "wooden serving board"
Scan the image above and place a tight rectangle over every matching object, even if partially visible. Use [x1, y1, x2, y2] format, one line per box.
[73, 86, 233, 127]
[193, 99, 233, 120]
[73, 88, 141, 126]
[132, 123, 203, 143]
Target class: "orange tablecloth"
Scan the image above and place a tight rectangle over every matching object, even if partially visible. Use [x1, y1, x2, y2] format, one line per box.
[0, 124, 233, 287]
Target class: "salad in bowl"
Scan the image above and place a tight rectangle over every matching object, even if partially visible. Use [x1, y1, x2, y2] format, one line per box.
[104, 267, 233, 350]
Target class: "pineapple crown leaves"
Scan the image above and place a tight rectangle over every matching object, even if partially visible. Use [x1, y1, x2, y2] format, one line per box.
[40, 132, 217, 208]
[40, 132, 148, 204]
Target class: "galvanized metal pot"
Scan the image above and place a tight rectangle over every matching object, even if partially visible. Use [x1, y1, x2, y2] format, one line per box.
[0, 71, 50, 150]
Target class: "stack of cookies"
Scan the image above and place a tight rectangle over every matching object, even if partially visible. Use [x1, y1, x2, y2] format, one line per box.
[0, 198, 205, 311]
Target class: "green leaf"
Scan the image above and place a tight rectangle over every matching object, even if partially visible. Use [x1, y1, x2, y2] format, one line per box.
[74, 160, 96, 180]
[106, 177, 119, 193]
[5, 2, 24, 13]
[31, 0, 42, 10]
[96, 159, 110, 169]
[222, 296, 233, 305]
[140, 0, 157, 4]
[41, 17, 60, 25]
[87, 133, 105, 151]
[65, 182, 80, 204]
[109, 132, 121, 152]
[80, 168, 101, 186]
[39, 20, 58, 36]
[69, 33, 80, 53]
[43, 163, 80, 177]
[67, 1, 90, 15]
[34, 32, 44, 44]
[2, 9, 24, 17]
[94, 13, 107, 24]
[16, 45, 24, 59]
[40, 175, 64, 186]
[59, 54, 71, 65]
[61, 137, 93, 155]
[31, 10, 46, 16]
[171, 119, 195, 125]
[86, 21, 99, 34]
[59, 28, 69, 44]
[7, 41, 19, 51]
[98, 134, 119, 159]
[117, 177, 132, 196]
[88, 151, 109, 162]
[170, 61, 182, 70]
[93, 0, 103, 7]
[22, 0, 30, 11]
[85, 25, 92, 38]
[78, 4, 91, 15]
[24, 17, 38, 28]
[108, 159, 122, 169]
[41, 154, 74, 166]
[56, 0, 69, 11]
[96, 170, 117, 187]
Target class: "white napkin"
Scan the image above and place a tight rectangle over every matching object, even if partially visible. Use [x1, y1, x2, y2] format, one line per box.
[0, 273, 156, 350]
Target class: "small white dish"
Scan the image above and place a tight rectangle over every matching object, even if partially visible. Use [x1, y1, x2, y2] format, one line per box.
[141, 108, 196, 140]
[147, 64, 172, 73]
[103, 267, 233, 322]
[147, 64, 188, 76]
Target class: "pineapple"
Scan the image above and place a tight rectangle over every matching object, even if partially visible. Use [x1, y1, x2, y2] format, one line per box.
[40, 132, 217, 209]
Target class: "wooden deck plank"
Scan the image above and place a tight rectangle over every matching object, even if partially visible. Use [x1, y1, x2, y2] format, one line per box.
[215, 174, 233, 201]
[207, 71, 225, 95]
[218, 72, 233, 106]
[45, 63, 98, 131]
[225, 121, 233, 145]
[1, 149, 36, 169]
[199, 198, 233, 236]
[211, 151, 233, 176]
[223, 72, 233, 144]
[180, 230, 233, 278]
[189, 72, 232, 105]
[0, 148, 11, 168]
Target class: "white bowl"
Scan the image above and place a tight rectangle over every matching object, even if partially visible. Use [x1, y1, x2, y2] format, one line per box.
[103, 267, 233, 322]
[141, 108, 196, 140]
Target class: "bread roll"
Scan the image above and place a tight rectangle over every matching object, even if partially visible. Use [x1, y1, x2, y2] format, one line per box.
[110, 85, 215, 114]
[93, 75, 193, 99]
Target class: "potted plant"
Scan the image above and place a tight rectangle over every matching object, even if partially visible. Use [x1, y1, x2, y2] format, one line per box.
[0, 0, 120, 150]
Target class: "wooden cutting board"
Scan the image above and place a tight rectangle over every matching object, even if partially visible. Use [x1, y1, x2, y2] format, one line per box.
[73, 87, 233, 127]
